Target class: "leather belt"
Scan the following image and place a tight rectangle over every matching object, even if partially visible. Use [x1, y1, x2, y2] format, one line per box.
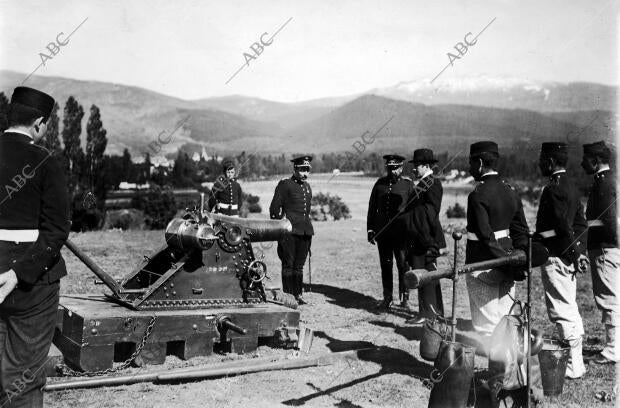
[0, 229, 39, 242]
[587, 219, 604, 227]
[217, 203, 238, 210]
[467, 229, 510, 241]
[539, 229, 556, 238]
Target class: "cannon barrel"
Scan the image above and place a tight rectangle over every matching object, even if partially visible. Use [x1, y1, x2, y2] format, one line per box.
[210, 213, 292, 242]
[405, 249, 528, 289]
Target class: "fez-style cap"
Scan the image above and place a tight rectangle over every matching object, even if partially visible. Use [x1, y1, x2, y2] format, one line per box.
[583, 141, 611, 160]
[221, 158, 235, 171]
[291, 155, 312, 167]
[383, 154, 405, 168]
[470, 141, 499, 157]
[10, 86, 55, 121]
[540, 142, 568, 160]
[409, 148, 438, 164]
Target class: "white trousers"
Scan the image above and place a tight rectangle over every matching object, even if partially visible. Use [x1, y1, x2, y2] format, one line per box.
[589, 247, 620, 361]
[466, 268, 516, 337]
[540, 257, 584, 340]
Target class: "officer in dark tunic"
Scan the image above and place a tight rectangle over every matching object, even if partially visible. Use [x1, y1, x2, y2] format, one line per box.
[209, 158, 242, 217]
[581, 140, 618, 364]
[405, 148, 446, 324]
[464, 141, 529, 338]
[367, 154, 414, 310]
[0, 87, 70, 407]
[269, 155, 313, 304]
[535, 142, 587, 378]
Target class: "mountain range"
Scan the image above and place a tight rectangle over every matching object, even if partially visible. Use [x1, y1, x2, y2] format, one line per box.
[0, 70, 616, 158]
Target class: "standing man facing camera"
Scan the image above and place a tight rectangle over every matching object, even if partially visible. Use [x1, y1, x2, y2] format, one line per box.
[367, 154, 414, 310]
[0, 87, 70, 407]
[209, 158, 242, 217]
[270, 155, 313, 305]
[405, 148, 446, 324]
[536, 142, 587, 378]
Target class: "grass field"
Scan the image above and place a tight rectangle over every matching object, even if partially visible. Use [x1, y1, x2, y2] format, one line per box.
[45, 175, 617, 407]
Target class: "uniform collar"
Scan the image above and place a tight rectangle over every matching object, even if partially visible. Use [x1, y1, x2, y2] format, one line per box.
[480, 171, 498, 179]
[2, 130, 35, 144]
[550, 169, 565, 182]
[292, 174, 305, 183]
[595, 167, 610, 180]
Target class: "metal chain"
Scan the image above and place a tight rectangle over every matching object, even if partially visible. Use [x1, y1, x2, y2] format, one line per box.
[59, 316, 157, 377]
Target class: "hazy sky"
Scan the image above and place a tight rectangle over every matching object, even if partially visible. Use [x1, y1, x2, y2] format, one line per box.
[0, 0, 617, 102]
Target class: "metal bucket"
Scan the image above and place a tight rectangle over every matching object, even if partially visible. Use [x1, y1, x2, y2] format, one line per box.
[538, 338, 570, 396]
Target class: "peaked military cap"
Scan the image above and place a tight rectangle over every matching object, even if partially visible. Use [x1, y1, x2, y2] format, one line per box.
[10, 86, 55, 121]
[383, 154, 405, 167]
[470, 141, 499, 157]
[410, 148, 438, 164]
[291, 155, 312, 167]
[540, 142, 568, 160]
[221, 157, 235, 171]
[583, 140, 611, 160]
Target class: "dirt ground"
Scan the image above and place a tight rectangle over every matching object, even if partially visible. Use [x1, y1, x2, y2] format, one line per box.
[45, 177, 617, 407]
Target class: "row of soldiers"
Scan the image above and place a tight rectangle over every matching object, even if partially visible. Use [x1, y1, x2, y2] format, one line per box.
[367, 141, 618, 380]
[0, 86, 616, 406]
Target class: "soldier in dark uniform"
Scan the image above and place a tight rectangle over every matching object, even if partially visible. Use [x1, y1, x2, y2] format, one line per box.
[269, 155, 313, 304]
[581, 141, 618, 364]
[535, 142, 587, 378]
[367, 154, 414, 310]
[464, 141, 529, 338]
[209, 158, 242, 217]
[405, 148, 446, 324]
[0, 87, 70, 407]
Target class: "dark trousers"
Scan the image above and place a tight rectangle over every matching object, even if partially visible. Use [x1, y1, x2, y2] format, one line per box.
[0, 283, 59, 407]
[377, 241, 408, 301]
[278, 234, 312, 297]
[410, 253, 444, 318]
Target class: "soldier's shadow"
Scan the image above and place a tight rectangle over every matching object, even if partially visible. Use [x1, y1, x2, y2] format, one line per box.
[281, 331, 433, 406]
[305, 283, 412, 317]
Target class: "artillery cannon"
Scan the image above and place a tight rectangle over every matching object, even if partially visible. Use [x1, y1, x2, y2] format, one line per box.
[54, 209, 302, 372]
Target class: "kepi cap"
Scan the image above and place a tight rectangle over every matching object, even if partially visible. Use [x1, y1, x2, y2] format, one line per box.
[10, 86, 55, 121]
[383, 154, 405, 168]
[583, 140, 611, 161]
[291, 155, 312, 167]
[540, 142, 568, 161]
[470, 141, 499, 157]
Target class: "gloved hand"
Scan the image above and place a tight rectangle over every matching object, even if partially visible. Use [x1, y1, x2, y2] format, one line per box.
[573, 254, 589, 279]
[367, 230, 376, 245]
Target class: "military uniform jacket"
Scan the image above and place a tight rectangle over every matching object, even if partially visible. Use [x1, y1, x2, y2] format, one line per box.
[270, 175, 313, 235]
[0, 132, 70, 285]
[535, 171, 587, 264]
[367, 175, 414, 243]
[466, 174, 529, 263]
[405, 174, 447, 251]
[586, 169, 617, 249]
[209, 176, 242, 216]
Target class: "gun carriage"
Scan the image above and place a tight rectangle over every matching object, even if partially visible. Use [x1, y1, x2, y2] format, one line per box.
[53, 210, 301, 372]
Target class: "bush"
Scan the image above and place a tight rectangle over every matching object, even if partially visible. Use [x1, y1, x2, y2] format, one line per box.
[248, 203, 262, 213]
[311, 193, 351, 221]
[446, 202, 466, 218]
[132, 186, 178, 229]
[103, 209, 146, 230]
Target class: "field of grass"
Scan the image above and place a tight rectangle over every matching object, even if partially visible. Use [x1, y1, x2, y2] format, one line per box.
[45, 175, 617, 407]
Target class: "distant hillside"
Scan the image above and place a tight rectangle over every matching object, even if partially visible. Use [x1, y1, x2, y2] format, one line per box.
[285, 95, 614, 155]
[0, 70, 615, 158]
[373, 75, 617, 112]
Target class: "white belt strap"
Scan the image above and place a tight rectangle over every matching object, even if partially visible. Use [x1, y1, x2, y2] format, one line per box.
[217, 203, 238, 210]
[539, 229, 557, 238]
[467, 229, 510, 241]
[587, 219, 604, 227]
[0, 229, 39, 242]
